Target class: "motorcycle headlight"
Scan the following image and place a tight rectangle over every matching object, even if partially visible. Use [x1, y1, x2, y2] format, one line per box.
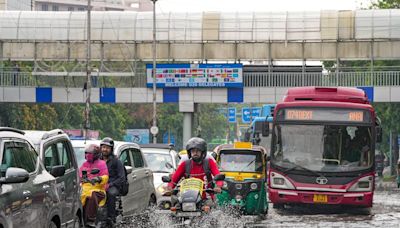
[182, 202, 196, 212]
[250, 183, 258, 190]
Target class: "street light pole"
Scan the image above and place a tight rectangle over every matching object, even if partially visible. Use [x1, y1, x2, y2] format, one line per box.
[84, 0, 92, 138]
[151, 0, 158, 143]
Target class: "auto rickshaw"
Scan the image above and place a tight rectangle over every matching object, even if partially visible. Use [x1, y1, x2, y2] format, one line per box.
[214, 142, 268, 216]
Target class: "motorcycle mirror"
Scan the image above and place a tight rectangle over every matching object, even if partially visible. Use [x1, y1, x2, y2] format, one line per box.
[205, 189, 215, 194]
[90, 168, 100, 175]
[162, 176, 171, 183]
[165, 162, 174, 170]
[214, 174, 225, 181]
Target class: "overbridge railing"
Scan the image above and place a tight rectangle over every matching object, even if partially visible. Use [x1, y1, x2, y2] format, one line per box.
[0, 71, 400, 87]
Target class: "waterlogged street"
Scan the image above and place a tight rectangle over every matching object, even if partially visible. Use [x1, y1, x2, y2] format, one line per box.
[123, 187, 400, 228]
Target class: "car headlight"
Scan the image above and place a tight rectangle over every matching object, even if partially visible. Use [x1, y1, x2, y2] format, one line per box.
[182, 202, 196, 212]
[348, 175, 373, 192]
[222, 181, 228, 189]
[270, 172, 295, 190]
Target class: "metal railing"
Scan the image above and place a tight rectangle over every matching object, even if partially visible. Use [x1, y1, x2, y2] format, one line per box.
[0, 71, 400, 88]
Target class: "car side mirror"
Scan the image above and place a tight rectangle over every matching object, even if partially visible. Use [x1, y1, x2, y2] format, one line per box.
[90, 168, 100, 175]
[376, 126, 382, 143]
[0, 167, 29, 184]
[50, 165, 66, 178]
[125, 166, 133, 175]
[162, 176, 171, 183]
[214, 173, 225, 181]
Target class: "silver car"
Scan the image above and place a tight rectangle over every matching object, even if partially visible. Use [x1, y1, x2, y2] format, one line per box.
[71, 139, 156, 214]
[24, 129, 83, 227]
[141, 144, 179, 209]
[0, 127, 64, 228]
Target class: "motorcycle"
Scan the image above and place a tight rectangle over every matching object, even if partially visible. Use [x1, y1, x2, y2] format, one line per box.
[161, 174, 225, 225]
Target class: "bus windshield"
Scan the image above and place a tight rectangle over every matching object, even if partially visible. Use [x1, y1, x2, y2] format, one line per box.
[219, 150, 263, 172]
[271, 124, 373, 172]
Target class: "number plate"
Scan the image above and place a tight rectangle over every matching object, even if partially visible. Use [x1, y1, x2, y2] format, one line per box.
[313, 194, 328, 203]
[176, 212, 202, 217]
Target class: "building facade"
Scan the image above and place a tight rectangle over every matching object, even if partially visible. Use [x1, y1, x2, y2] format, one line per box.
[34, 0, 152, 11]
[0, 0, 33, 10]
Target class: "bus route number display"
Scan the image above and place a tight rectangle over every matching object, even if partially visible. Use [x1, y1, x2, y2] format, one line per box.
[284, 109, 366, 122]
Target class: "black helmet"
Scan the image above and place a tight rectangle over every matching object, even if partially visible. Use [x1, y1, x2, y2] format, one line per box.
[100, 137, 114, 150]
[186, 137, 207, 161]
[85, 144, 101, 160]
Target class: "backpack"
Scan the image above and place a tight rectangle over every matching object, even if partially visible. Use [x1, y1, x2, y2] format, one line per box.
[184, 158, 212, 184]
[120, 165, 129, 196]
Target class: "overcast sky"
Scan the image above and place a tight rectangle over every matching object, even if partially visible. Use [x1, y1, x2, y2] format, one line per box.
[156, 0, 374, 12]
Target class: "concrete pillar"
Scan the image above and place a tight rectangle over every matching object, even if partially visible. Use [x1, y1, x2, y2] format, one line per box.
[182, 112, 193, 148]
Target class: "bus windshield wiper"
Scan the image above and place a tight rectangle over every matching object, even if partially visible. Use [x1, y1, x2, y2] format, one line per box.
[282, 160, 325, 178]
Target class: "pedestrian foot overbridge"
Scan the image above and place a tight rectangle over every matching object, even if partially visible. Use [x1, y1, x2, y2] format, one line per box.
[1, 9, 400, 104]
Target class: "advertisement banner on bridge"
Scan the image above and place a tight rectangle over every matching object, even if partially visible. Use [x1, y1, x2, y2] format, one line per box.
[146, 63, 243, 88]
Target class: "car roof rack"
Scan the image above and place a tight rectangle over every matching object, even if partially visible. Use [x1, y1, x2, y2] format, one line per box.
[139, 143, 174, 149]
[0, 127, 25, 135]
[42, 129, 64, 140]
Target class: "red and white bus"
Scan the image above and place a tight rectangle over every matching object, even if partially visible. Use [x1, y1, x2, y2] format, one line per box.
[268, 87, 382, 209]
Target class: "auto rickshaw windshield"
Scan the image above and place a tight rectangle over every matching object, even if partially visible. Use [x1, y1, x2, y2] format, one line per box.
[218, 150, 263, 172]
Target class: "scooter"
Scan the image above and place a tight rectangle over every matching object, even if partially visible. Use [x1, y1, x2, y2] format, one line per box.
[162, 174, 225, 226]
[81, 169, 108, 228]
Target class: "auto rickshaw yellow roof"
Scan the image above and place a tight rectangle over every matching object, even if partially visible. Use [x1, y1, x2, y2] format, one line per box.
[214, 142, 267, 155]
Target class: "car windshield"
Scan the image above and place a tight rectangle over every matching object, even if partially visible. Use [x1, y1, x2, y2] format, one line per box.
[143, 153, 174, 173]
[73, 147, 86, 167]
[272, 124, 373, 172]
[218, 150, 263, 172]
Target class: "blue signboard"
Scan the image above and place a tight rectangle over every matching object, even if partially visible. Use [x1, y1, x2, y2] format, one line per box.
[146, 63, 243, 88]
[124, 129, 149, 144]
[228, 107, 237, 123]
[242, 107, 262, 123]
[163, 132, 175, 145]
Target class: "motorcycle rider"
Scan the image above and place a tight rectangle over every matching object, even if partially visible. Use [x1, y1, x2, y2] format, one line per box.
[166, 137, 223, 206]
[80, 144, 109, 227]
[100, 137, 126, 226]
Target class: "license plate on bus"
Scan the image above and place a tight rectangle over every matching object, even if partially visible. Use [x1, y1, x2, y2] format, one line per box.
[313, 194, 328, 203]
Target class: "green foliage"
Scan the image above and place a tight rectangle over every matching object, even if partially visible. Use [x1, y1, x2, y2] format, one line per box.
[369, 0, 400, 9]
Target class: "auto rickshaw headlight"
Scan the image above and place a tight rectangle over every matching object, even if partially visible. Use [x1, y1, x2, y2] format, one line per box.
[222, 181, 228, 189]
[250, 183, 258, 190]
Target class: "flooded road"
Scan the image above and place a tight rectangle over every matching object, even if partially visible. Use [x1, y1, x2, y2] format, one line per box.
[124, 189, 400, 228]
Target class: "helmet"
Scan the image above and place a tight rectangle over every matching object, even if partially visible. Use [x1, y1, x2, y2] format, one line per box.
[100, 137, 114, 150]
[186, 137, 207, 161]
[85, 144, 101, 161]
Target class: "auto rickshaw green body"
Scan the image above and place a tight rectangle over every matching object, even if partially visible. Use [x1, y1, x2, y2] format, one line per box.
[214, 142, 268, 215]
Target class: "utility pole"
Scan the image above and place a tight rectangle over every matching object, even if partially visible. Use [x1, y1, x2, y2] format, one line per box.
[151, 0, 158, 143]
[84, 0, 92, 138]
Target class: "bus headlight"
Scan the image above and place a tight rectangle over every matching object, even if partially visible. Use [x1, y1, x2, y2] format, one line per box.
[222, 181, 228, 189]
[250, 183, 258, 190]
[348, 175, 373, 192]
[270, 172, 295, 190]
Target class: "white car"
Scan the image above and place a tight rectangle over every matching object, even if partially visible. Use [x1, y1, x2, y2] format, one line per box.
[141, 144, 179, 209]
[71, 139, 156, 215]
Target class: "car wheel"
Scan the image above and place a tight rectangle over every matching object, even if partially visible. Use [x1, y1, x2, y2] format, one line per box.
[73, 214, 82, 228]
[48, 220, 58, 228]
[148, 194, 157, 207]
